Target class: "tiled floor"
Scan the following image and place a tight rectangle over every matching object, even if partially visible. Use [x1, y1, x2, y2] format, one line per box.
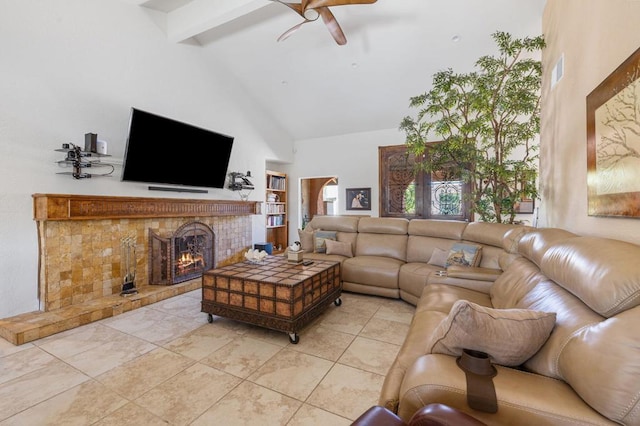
[0, 290, 415, 425]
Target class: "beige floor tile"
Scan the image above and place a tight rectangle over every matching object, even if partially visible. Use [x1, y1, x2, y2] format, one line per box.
[93, 402, 167, 425]
[148, 293, 206, 322]
[375, 299, 416, 324]
[191, 381, 301, 426]
[138, 321, 194, 345]
[33, 323, 131, 359]
[339, 292, 386, 317]
[307, 363, 385, 420]
[248, 348, 334, 401]
[360, 317, 411, 345]
[148, 293, 199, 312]
[0, 361, 89, 421]
[287, 403, 352, 426]
[100, 307, 163, 334]
[0, 379, 127, 426]
[206, 314, 255, 334]
[338, 336, 401, 375]
[162, 323, 240, 360]
[243, 323, 294, 346]
[0, 339, 33, 358]
[135, 363, 242, 425]
[183, 289, 201, 299]
[123, 314, 204, 346]
[102, 306, 202, 344]
[315, 307, 372, 335]
[0, 346, 57, 385]
[200, 336, 282, 378]
[96, 347, 194, 400]
[289, 325, 356, 361]
[62, 333, 158, 377]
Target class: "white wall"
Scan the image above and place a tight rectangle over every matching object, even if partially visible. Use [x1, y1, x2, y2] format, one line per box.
[0, 0, 292, 318]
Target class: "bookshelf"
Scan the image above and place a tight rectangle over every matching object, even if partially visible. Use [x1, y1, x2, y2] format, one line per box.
[266, 170, 288, 254]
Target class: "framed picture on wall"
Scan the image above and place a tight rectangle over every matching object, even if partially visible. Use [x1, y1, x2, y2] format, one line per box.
[514, 198, 535, 214]
[586, 45, 640, 218]
[346, 187, 371, 210]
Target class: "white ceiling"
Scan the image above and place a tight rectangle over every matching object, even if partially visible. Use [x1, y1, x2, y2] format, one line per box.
[135, 0, 547, 141]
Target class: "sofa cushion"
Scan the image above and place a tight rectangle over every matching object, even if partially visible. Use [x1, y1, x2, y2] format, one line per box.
[298, 227, 315, 252]
[314, 230, 336, 253]
[325, 239, 353, 257]
[342, 256, 404, 289]
[308, 215, 360, 232]
[399, 263, 441, 305]
[428, 247, 449, 268]
[406, 236, 456, 264]
[356, 233, 408, 261]
[426, 300, 556, 366]
[358, 217, 409, 234]
[407, 219, 468, 239]
[446, 243, 482, 267]
[540, 236, 640, 317]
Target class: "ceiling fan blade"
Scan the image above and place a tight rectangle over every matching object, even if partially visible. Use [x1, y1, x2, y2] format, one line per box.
[277, 20, 310, 42]
[306, 0, 377, 9]
[270, 0, 305, 18]
[317, 7, 347, 45]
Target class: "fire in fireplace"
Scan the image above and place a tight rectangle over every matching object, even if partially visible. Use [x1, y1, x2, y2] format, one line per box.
[149, 221, 214, 285]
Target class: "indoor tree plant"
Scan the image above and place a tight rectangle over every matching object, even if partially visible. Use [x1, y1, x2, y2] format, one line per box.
[400, 31, 545, 223]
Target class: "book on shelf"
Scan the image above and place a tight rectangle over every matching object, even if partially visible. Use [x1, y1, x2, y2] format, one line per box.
[267, 215, 285, 226]
[268, 175, 286, 191]
[266, 204, 285, 214]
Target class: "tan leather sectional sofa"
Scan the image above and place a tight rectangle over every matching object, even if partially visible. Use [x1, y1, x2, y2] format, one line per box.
[301, 216, 526, 305]
[299, 216, 640, 425]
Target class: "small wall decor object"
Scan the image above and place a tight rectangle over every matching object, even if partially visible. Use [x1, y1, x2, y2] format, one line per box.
[346, 187, 371, 210]
[587, 45, 640, 218]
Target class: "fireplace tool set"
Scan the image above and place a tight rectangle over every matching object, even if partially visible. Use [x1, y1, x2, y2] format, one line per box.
[121, 236, 138, 296]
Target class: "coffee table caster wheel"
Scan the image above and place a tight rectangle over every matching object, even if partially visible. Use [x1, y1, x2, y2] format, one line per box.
[334, 298, 342, 306]
[207, 314, 213, 323]
[289, 333, 299, 344]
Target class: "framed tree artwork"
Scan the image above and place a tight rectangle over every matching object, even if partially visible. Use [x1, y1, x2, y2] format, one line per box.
[586, 45, 640, 217]
[346, 188, 371, 210]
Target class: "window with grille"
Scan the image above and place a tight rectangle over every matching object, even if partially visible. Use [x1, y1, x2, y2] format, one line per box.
[379, 144, 470, 221]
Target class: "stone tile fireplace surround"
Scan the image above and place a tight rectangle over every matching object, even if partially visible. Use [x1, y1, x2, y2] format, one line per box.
[0, 194, 261, 345]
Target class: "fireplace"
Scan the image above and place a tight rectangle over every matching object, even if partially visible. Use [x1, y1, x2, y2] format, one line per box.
[32, 194, 260, 312]
[149, 221, 214, 285]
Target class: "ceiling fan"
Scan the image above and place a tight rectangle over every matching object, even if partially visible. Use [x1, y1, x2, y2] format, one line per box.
[270, 0, 377, 46]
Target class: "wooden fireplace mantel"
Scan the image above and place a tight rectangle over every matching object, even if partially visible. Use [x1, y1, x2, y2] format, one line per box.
[33, 193, 262, 221]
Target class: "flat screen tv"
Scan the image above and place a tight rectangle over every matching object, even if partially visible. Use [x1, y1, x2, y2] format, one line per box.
[121, 108, 234, 192]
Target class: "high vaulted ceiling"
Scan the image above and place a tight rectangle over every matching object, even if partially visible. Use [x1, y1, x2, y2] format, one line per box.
[133, 0, 547, 141]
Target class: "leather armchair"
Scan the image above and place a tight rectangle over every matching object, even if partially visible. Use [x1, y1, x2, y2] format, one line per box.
[351, 404, 487, 426]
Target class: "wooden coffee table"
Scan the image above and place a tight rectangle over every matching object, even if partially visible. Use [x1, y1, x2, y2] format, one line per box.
[201, 256, 341, 343]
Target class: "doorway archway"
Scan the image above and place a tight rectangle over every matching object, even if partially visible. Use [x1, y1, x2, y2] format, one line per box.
[300, 176, 338, 228]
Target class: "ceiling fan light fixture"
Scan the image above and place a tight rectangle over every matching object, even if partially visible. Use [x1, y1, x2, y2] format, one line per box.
[303, 8, 320, 20]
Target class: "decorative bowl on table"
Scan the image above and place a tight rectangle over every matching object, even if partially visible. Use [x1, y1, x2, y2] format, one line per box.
[245, 248, 268, 264]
